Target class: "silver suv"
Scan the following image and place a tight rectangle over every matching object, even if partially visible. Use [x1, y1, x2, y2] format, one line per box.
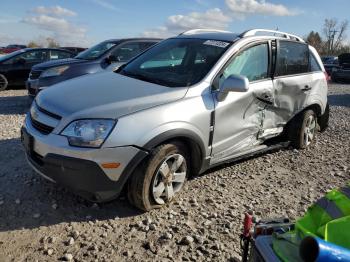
[21, 29, 329, 211]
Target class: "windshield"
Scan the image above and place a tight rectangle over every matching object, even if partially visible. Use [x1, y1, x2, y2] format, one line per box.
[75, 41, 118, 60]
[118, 38, 232, 87]
[0, 49, 25, 62]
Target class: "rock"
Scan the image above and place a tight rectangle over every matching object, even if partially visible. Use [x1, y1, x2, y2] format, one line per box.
[67, 237, 74, 246]
[122, 250, 132, 257]
[181, 236, 194, 245]
[72, 230, 80, 239]
[194, 235, 204, 244]
[47, 236, 56, 244]
[64, 253, 73, 261]
[46, 248, 54, 256]
[163, 232, 173, 240]
[15, 199, 20, 204]
[52, 203, 58, 209]
[149, 224, 156, 231]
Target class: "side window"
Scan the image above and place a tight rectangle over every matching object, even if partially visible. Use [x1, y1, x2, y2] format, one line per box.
[111, 42, 142, 62]
[49, 50, 72, 60]
[276, 41, 309, 76]
[219, 43, 269, 84]
[310, 53, 322, 72]
[7, 50, 48, 64]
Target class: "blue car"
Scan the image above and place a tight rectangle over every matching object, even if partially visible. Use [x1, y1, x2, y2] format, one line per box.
[27, 38, 161, 97]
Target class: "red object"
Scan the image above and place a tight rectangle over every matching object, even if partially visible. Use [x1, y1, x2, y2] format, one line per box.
[2, 45, 26, 54]
[243, 212, 253, 238]
[324, 71, 330, 82]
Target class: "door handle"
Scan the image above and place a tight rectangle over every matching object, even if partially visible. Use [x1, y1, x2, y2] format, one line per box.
[301, 85, 312, 91]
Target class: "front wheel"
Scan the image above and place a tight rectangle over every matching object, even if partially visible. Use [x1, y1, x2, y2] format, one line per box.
[0, 74, 8, 91]
[290, 109, 317, 149]
[128, 142, 189, 211]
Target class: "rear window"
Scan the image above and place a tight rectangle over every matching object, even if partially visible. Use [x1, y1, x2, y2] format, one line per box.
[275, 41, 309, 76]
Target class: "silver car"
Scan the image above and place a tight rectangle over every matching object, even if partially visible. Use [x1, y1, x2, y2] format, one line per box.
[21, 29, 329, 211]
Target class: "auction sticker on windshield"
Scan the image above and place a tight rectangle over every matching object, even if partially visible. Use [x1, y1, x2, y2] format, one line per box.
[203, 40, 230, 48]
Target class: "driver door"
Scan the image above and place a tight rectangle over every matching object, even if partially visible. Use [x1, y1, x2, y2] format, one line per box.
[211, 41, 276, 164]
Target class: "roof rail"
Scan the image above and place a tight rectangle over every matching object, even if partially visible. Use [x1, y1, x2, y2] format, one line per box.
[240, 29, 305, 43]
[179, 29, 232, 35]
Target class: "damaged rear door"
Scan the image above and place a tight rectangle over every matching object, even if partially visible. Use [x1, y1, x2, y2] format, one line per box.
[270, 40, 311, 127]
[210, 41, 276, 164]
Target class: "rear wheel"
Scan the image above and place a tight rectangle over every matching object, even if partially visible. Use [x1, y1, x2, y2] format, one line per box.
[0, 74, 8, 91]
[289, 109, 317, 149]
[128, 142, 188, 211]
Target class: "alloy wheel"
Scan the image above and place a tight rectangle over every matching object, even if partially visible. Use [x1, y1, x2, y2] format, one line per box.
[152, 154, 187, 205]
[304, 114, 316, 146]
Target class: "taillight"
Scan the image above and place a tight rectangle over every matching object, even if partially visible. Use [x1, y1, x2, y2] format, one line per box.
[324, 71, 330, 81]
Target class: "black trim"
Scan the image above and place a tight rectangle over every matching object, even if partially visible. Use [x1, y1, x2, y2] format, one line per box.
[36, 102, 62, 120]
[142, 129, 206, 158]
[30, 114, 54, 135]
[208, 110, 215, 146]
[27, 151, 129, 202]
[116, 149, 149, 190]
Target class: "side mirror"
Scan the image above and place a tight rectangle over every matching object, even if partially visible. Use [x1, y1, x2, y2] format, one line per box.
[217, 74, 249, 102]
[105, 55, 120, 64]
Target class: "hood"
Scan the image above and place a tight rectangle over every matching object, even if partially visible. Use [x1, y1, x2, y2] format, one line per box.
[338, 53, 350, 68]
[33, 58, 95, 70]
[36, 71, 188, 119]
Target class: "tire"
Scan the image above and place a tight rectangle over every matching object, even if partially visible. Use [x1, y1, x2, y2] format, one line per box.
[128, 141, 189, 211]
[289, 109, 317, 149]
[0, 74, 8, 91]
[318, 103, 329, 132]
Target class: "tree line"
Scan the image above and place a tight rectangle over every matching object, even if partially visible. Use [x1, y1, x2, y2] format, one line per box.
[306, 18, 349, 56]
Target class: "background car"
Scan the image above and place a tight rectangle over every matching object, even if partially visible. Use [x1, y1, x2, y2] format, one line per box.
[0, 48, 75, 91]
[26, 38, 161, 96]
[331, 53, 350, 82]
[322, 56, 339, 76]
[1, 44, 27, 54]
[61, 47, 87, 55]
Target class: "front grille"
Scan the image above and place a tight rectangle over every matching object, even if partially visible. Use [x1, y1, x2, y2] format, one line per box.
[30, 115, 55, 135]
[37, 104, 62, 120]
[29, 70, 42, 80]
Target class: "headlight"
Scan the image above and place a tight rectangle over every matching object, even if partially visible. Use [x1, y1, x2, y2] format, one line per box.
[41, 65, 69, 78]
[61, 119, 116, 148]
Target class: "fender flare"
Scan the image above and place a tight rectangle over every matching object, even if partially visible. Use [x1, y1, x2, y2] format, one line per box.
[117, 128, 207, 191]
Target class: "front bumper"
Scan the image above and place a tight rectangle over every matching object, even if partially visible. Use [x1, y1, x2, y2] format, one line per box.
[21, 115, 148, 201]
[26, 79, 41, 97]
[26, 76, 62, 97]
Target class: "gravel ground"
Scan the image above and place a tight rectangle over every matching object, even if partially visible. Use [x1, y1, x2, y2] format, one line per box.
[0, 84, 349, 262]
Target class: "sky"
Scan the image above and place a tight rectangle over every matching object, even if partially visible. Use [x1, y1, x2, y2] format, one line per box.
[0, 0, 349, 47]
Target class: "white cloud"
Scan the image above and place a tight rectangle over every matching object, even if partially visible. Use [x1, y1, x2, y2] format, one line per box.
[143, 0, 300, 37]
[143, 8, 231, 38]
[225, 0, 299, 17]
[32, 5, 76, 17]
[23, 6, 89, 46]
[91, 0, 120, 11]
